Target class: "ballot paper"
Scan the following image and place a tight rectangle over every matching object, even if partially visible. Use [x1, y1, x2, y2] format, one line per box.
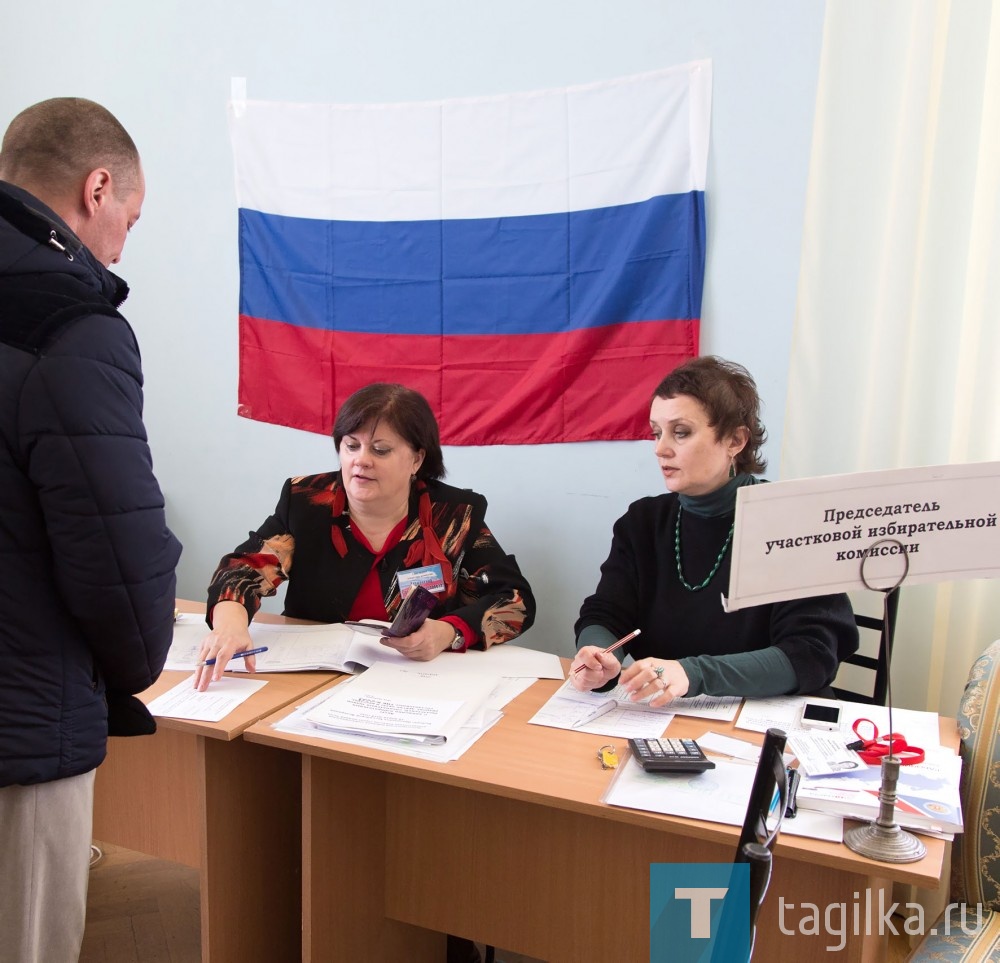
[303, 662, 500, 745]
[145, 675, 267, 722]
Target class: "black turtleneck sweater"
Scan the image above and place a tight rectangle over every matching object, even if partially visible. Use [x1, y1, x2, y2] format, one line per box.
[575, 482, 859, 698]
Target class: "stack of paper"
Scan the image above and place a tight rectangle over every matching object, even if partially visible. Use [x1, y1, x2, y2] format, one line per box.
[303, 662, 498, 746]
[735, 695, 962, 837]
[795, 748, 963, 836]
[273, 660, 510, 762]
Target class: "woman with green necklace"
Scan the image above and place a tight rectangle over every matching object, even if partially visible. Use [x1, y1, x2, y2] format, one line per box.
[571, 356, 859, 705]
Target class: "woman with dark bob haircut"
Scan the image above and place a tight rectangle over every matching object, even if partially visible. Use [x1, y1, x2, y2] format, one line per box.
[571, 356, 858, 703]
[197, 382, 535, 685]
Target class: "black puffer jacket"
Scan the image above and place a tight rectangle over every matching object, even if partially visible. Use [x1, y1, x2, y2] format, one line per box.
[0, 180, 181, 787]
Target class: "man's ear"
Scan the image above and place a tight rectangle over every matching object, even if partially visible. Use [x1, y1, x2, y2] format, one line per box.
[81, 168, 112, 217]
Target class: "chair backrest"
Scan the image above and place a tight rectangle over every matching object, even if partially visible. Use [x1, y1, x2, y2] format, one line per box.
[950, 639, 1000, 911]
[735, 728, 788, 859]
[832, 587, 900, 705]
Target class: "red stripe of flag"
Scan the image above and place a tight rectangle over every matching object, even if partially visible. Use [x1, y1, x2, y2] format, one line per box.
[239, 314, 699, 445]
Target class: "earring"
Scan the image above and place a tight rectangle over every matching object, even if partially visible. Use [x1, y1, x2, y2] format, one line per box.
[728, 456, 736, 480]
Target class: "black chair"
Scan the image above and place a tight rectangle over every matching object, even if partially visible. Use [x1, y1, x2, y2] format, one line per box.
[832, 587, 899, 705]
[734, 728, 788, 959]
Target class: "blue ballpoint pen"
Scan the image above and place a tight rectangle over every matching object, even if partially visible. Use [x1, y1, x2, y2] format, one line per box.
[768, 785, 781, 819]
[197, 646, 269, 667]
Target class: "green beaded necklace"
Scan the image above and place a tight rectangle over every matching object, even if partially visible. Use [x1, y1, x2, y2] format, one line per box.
[674, 505, 735, 592]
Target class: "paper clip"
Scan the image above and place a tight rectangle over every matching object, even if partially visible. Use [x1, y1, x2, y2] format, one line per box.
[597, 744, 618, 770]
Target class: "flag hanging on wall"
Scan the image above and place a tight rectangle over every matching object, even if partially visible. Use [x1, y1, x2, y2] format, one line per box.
[228, 62, 711, 445]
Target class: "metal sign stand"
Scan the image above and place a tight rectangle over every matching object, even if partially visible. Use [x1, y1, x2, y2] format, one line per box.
[843, 539, 926, 863]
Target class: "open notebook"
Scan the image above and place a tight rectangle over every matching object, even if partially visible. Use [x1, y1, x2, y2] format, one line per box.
[166, 614, 563, 679]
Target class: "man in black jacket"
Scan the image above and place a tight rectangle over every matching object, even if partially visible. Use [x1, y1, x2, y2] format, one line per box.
[0, 98, 181, 963]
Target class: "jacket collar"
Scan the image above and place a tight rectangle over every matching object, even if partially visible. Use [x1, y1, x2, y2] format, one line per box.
[0, 180, 129, 307]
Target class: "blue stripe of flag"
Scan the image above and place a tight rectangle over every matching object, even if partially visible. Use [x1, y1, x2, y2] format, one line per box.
[238, 191, 705, 336]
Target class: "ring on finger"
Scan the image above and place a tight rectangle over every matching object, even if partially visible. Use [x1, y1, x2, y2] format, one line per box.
[653, 665, 665, 678]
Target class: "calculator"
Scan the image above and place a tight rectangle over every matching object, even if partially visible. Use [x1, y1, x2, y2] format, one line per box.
[628, 737, 715, 773]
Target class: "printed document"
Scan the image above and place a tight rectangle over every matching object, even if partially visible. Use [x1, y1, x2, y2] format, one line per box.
[146, 674, 267, 722]
[303, 662, 499, 744]
[529, 680, 740, 738]
[273, 687, 500, 762]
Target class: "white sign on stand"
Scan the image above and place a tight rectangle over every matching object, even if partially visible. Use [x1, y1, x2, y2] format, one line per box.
[723, 461, 1000, 611]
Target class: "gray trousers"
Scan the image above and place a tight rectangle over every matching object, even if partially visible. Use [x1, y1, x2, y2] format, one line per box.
[0, 769, 96, 963]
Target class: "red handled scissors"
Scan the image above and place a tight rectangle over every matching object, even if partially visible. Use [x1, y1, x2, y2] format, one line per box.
[849, 719, 925, 766]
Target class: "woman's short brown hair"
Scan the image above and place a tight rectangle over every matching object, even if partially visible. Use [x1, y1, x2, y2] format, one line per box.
[333, 383, 445, 481]
[651, 356, 767, 475]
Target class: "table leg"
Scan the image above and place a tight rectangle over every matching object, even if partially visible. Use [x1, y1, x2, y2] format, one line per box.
[94, 730, 303, 962]
[303, 756, 443, 962]
[200, 737, 302, 962]
[93, 728, 201, 867]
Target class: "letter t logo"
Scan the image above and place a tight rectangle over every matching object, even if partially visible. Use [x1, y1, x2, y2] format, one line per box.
[674, 887, 729, 938]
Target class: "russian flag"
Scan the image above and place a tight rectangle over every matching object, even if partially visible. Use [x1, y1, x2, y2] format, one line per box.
[228, 63, 711, 445]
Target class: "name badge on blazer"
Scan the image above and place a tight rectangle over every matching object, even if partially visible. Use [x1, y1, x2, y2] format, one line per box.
[398, 563, 445, 596]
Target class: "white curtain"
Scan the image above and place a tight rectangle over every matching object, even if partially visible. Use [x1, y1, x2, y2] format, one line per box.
[784, 0, 1000, 715]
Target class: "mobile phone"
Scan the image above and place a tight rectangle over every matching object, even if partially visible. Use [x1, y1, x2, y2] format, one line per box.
[799, 698, 842, 731]
[381, 585, 439, 638]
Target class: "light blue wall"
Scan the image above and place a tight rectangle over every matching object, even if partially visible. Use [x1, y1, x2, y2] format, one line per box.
[2, 1, 825, 656]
